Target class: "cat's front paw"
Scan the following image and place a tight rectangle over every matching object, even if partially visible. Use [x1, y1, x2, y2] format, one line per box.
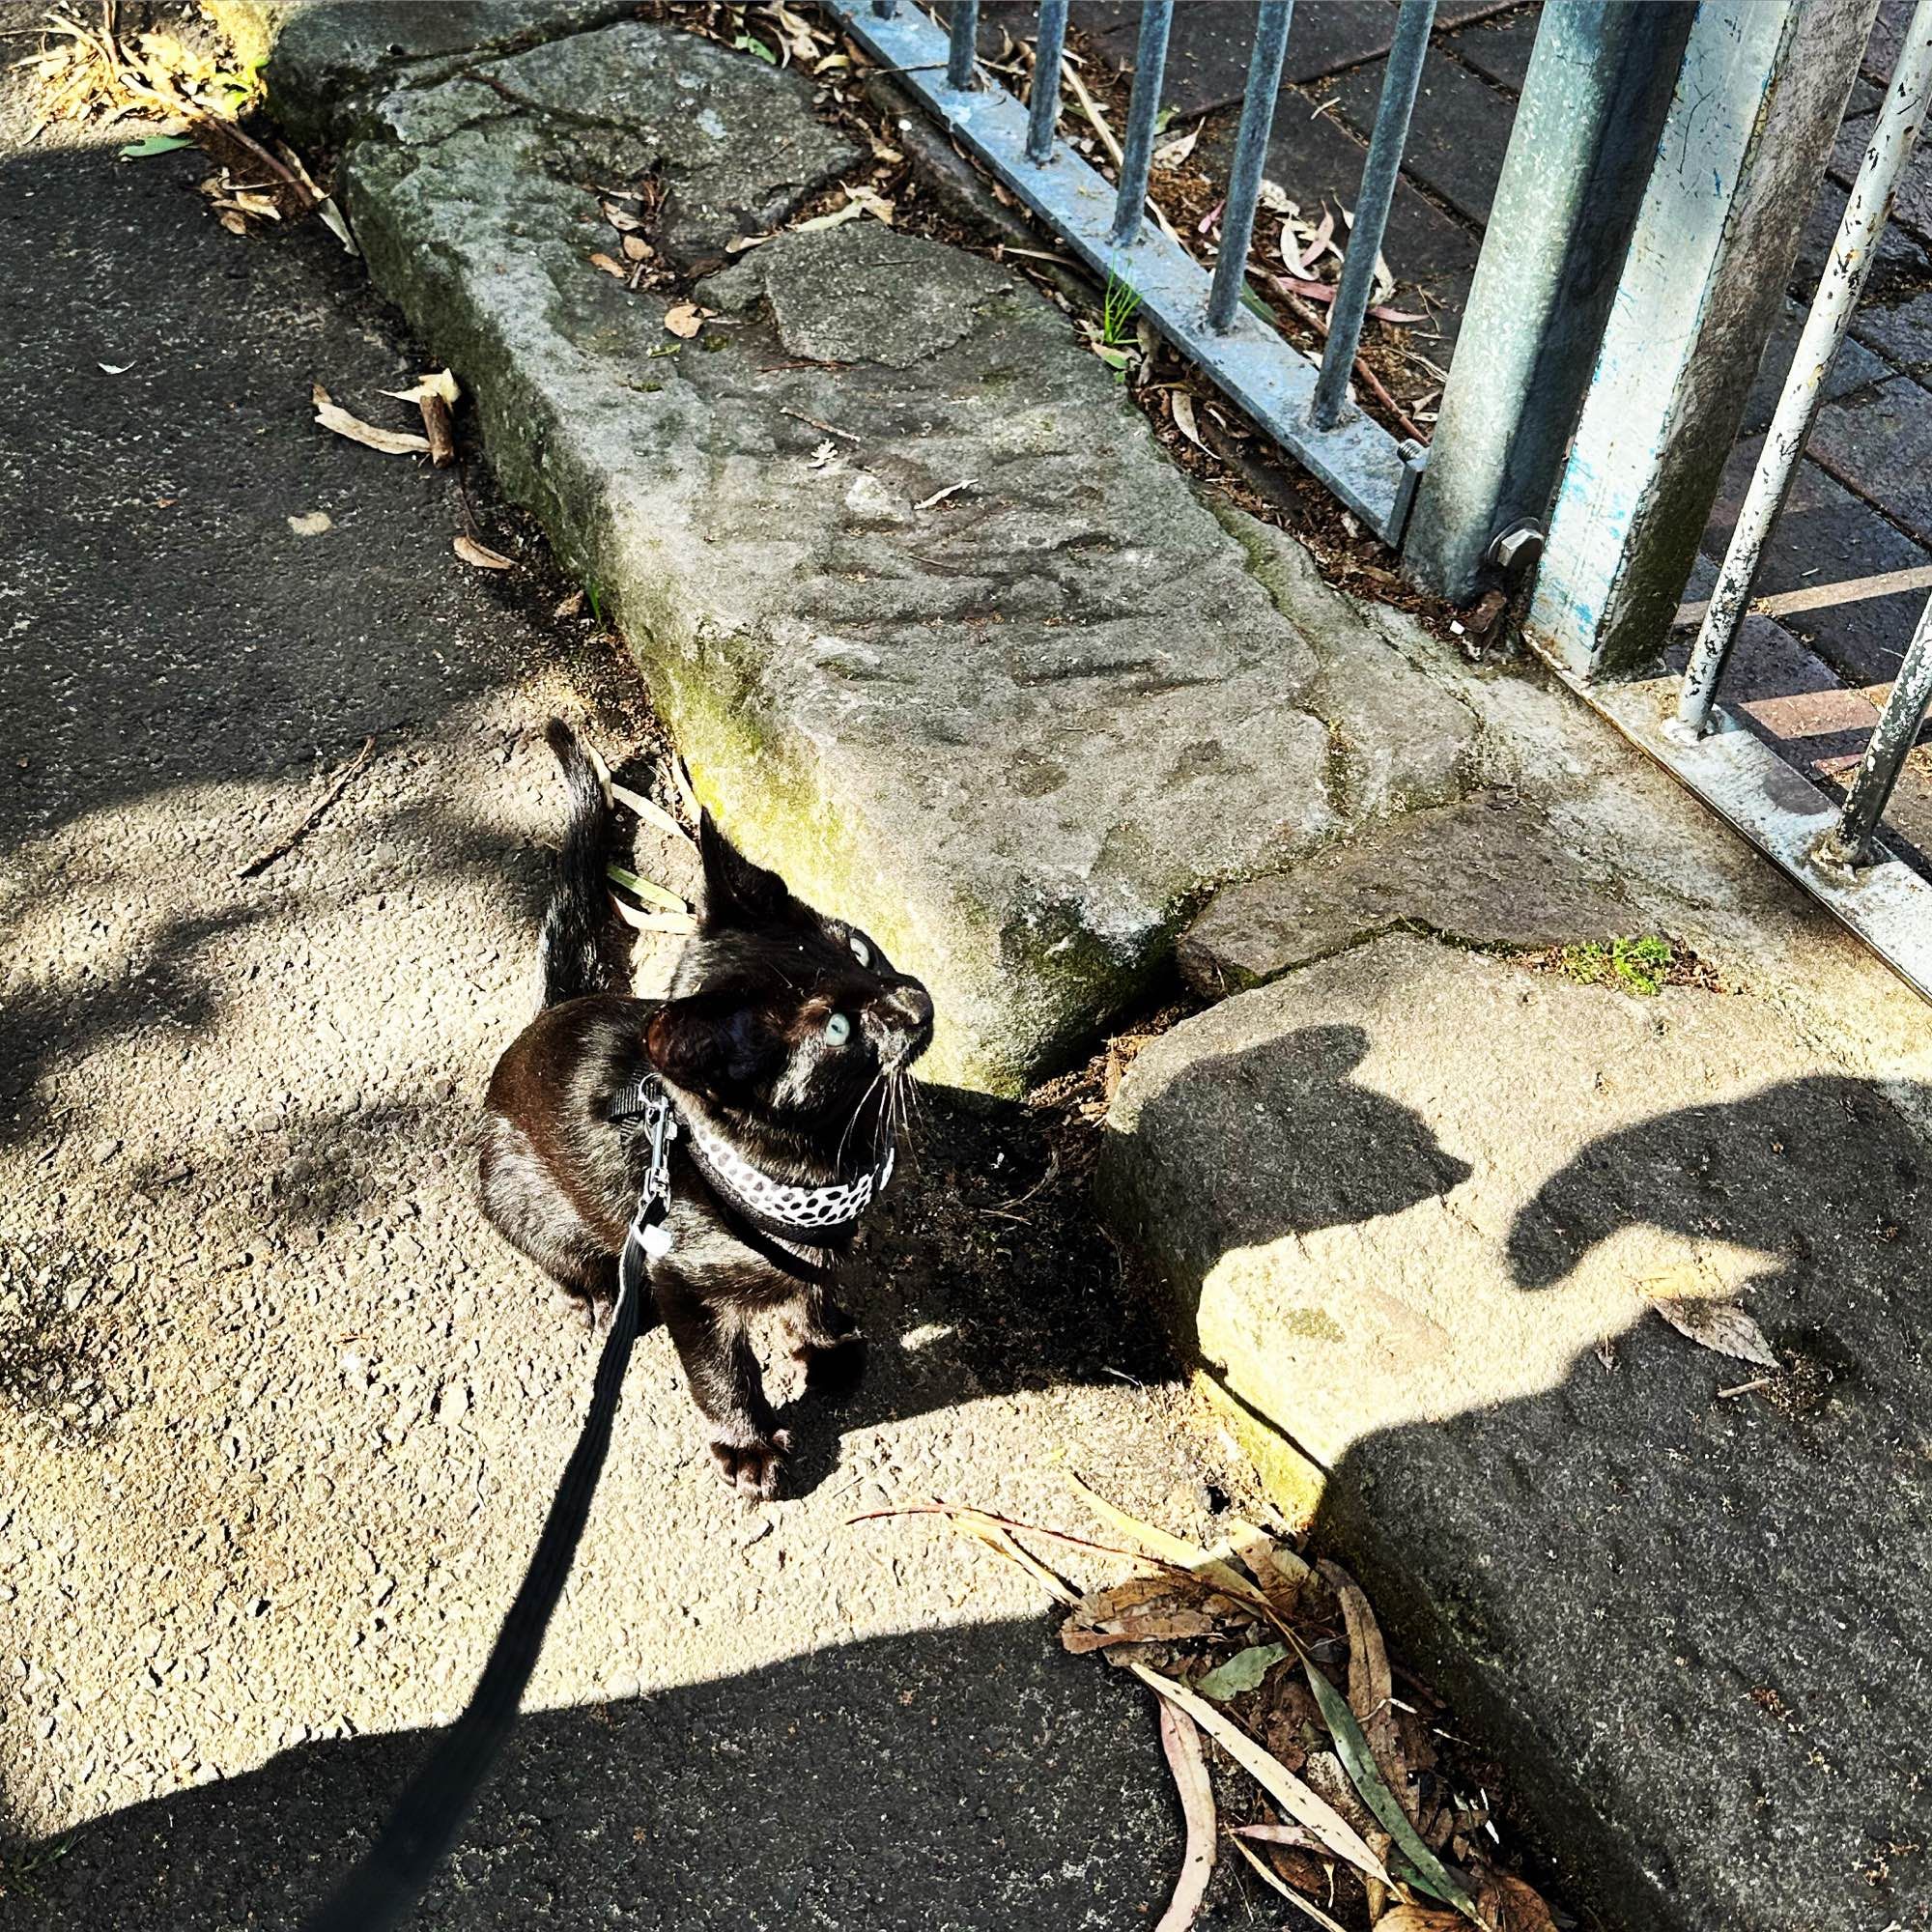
[795, 1329, 867, 1402]
[709, 1428, 792, 1501]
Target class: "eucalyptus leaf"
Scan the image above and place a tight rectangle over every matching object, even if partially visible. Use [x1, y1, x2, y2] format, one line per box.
[121, 134, 195, 158]
[1196, 1642, 1288, 1701]
[606, 863, 687, 913]
[1303, 1660, 1481, 1922]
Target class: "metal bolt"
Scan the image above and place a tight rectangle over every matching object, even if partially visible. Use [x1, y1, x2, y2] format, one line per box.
[1487, 519, 1546, 574]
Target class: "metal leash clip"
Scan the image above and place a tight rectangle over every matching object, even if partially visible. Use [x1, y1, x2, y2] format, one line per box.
[634, 1078, 678, 1260]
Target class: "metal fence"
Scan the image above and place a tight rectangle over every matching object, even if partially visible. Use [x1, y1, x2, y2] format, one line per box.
[826, 0, 1435, 544]
[832, 0, 1932, 998]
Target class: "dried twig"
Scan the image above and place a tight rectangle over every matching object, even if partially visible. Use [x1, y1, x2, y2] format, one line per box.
[236, 736, 375, 878]
[781, 408, 861, 443]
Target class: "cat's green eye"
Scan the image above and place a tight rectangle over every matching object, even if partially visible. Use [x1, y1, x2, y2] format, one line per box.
[825, 1012, 852, 1045]
[848, 936, 870, 968]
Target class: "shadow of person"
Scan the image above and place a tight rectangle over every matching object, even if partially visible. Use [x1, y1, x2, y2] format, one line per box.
[5, 1618, 1183, 1932]
[1507, 1073, 1928, 1298]
[1304, 1074, 1932, 1932]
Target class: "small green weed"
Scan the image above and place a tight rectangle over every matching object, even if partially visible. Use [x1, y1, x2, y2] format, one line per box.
[1556, 934, 1676, 997]
[584, 580, 604, 625]
[1101, 266, 1143, 348]
[0, 1834, 74, 1901]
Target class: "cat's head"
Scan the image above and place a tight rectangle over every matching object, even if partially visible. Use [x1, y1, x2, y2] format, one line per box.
[647, 812, 933, 1148]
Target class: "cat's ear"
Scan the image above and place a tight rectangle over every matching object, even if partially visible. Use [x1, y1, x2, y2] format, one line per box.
[696, 810, 792, 929]
[645, 992, 781, 1093]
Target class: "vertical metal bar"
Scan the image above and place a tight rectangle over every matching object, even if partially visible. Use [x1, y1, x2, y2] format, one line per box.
[1109, 0, 1175, 244]
[1821, 600, 1932, 866]
[1207, 0, 1294, 331]
[1312, 0, 1436, 427]
[946, 0, 980, 90]
[1675, 0, 1932, 738]
[1026, 0, 1070, 163]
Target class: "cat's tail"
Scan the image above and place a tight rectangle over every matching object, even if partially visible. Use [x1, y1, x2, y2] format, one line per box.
[537, 719, 620, 1009]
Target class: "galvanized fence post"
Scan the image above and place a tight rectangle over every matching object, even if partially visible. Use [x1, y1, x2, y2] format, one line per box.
[1524, 0, 1883, 679]
[1400, 0, 1694, 602]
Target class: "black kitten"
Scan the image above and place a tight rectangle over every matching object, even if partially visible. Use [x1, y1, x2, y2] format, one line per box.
[478, 723, 933, 1499]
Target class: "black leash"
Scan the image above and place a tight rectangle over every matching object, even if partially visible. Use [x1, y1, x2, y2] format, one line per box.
[302, 1090, 677, 1932]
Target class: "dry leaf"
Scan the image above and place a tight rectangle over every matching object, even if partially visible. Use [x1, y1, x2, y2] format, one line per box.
[1061, 1578, 1233, 1653]
[1223, 1518, 1314, 1611]
[1064, 1610, 1222, 1654]
[1130, 1664, 1390, 1885]
[663, 302, 707, 339]
[589, 251, 629, 279]
[1650, 1296, 1778, 1369]
[1152, 125, 1199, 169]
[1170, 390, 1206, 450]
[381, 368, 460, 408]
[1154, 1701, 1215, 1932]
[608, 781, 685, 839]
[452, 534, 513, 570]
[1471, 1868, 1559, 1932]
[1228, 1838, 1350, 1932]
[612, 903, 698, 935]
[621, 232, 653, 262]
[1377, 1910, 1465, 1932]
[311, 385, 431, 457]
[1640, 1261, 1778, 1368]
[554, 589, 586, 618]
[725, 232, 774, 254]
[793, 198, 867, 235]
[1231, 1822, 1325, 1852]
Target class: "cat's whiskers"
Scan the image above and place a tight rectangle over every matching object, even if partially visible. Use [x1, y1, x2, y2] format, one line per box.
[838, 1068, 887, 1172]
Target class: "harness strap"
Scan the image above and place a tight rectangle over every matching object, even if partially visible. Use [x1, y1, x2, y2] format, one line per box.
[610, 1076, 886, 1283]
[678, 1148, 842, 1287]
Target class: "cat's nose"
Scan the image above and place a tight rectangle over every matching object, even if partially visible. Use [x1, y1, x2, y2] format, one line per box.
[876, 982, 933, 1037]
